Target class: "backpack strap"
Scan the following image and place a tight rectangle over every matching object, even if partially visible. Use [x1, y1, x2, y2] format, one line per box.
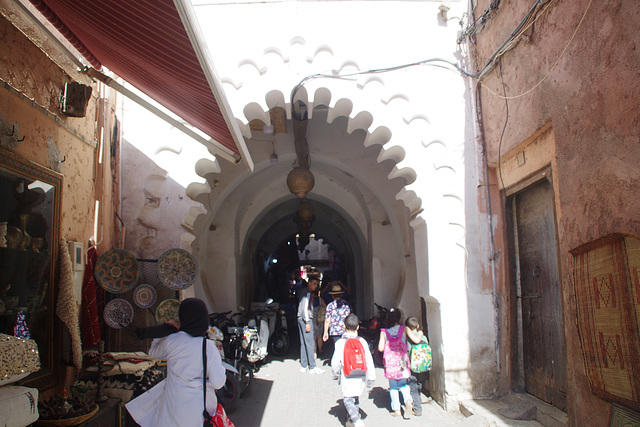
[382, 328, 391, 339]
[398, 325, 405, 338]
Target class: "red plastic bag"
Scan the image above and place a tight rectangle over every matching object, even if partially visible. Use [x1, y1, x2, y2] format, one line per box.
[204, 403, 234, 427]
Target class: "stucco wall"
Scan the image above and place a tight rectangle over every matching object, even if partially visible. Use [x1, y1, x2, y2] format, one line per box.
[473, 0, 640, 423]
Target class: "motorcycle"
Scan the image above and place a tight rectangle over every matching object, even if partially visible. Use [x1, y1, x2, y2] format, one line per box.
[359, 302, 389, 367]
[268, 305, 289, 357]
[209, 313, 254, 397]
[206, 332, 241, 412]
[243, 299, 273, 368]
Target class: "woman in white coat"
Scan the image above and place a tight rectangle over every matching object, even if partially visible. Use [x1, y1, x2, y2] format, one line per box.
[126, 298, 226, 426]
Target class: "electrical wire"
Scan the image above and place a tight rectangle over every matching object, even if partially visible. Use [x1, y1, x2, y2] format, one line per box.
[496, 60, 509, 192]
[290, 58, 472, 106]
[459, 0, 502, 43]
[476, 0, 555, 80]
[289, 0, 591, 113]
[480, 0, 593, 100]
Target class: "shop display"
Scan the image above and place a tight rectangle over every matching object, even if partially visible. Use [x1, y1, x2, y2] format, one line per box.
[157, 248, 197, 290]
[0, 333, 40, 386]
[155, 298, 180, 324]
[133, 284, 157, 309]
[95, 249, 140, 294]
[103, 298, 134, 329]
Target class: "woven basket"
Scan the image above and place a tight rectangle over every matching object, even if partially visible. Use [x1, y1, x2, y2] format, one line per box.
[35, 404, 98, 426]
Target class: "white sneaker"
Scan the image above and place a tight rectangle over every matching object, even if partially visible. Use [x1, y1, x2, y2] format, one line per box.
[354, 420, 364, 427]
[309, 367, 324, 374]
[345, 420, 354, 427]
[300, 367, 308, 373]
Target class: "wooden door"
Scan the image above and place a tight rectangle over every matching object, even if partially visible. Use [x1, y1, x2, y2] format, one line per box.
[515, 179, 567, 411]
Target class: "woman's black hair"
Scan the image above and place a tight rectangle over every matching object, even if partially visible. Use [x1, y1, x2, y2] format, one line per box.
[386, 307, 402, 326]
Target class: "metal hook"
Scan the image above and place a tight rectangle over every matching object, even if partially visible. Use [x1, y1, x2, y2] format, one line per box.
[59, 156, 66, 163]
[16, 136, 25, 142]
[8, 124, 15, 136]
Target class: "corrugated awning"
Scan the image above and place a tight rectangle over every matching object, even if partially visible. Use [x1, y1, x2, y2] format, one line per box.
[30, 0, 242, 159]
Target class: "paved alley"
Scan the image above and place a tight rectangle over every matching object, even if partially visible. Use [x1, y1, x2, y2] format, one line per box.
[226, 353, 467, 427]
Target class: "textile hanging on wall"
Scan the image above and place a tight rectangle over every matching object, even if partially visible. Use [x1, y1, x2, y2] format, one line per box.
[57, 237, 82, 370]
[571, 234, 640, 412]
[81, 245, 100, 348]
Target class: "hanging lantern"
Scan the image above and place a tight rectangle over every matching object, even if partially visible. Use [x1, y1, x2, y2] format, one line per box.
[297, 199, 314, 222]
[286, 167, 314, 198]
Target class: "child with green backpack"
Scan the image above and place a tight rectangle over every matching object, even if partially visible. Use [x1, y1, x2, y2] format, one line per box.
[378, 308, 414, 418]
[405, 316, 432, 416]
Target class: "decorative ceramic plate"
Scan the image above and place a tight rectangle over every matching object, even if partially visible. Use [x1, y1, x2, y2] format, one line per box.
[103, 298, 134, 329]
[155, 298, 180, 324]
[157, 248, 197, 290]
[133, 284, 157, 309]
[95, 249, 140, 294]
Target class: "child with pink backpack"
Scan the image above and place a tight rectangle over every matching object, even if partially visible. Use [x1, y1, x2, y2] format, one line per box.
[377, 308, 420, 418]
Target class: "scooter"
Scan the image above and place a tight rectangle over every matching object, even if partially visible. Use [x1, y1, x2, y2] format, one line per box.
[268, 305, 289, 357]
[209, 324, 254, 398]
[244, 299, 273, 367]
[206, 331, 241, 412]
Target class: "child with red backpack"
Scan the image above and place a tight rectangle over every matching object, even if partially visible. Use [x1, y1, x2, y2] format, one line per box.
[378, 308, 413, 418]
[331, 314, 376, 427]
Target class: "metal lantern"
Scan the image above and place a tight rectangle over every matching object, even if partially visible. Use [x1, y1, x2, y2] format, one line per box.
[286, 167, 314, 198]
[297, 199, 314, 222]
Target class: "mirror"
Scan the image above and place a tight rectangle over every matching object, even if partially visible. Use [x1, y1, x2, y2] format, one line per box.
[0, 148, 61, 389]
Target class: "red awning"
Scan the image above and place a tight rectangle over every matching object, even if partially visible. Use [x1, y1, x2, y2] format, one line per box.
[30, 0, 239, 156]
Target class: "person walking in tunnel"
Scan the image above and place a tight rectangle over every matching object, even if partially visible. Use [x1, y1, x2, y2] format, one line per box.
[378, 308, 413, 418]
[405, 316, 429, 416]
[297, 276, 324, 374]
[323, 282, 352, 350]
[331, 313, 376, 427]
[312, 277, 327, 357]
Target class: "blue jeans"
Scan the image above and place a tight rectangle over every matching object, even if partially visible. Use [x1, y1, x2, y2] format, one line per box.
[388, 378, 412, 411]
[297, 318, 317, 369]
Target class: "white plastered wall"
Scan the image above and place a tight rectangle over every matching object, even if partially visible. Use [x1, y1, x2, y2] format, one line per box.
[119, 0, 496, 407]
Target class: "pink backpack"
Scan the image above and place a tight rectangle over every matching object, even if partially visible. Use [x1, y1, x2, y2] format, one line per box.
[382, 326, 410, 379]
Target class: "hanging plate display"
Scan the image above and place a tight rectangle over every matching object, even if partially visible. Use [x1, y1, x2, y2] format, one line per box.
[155, 298, 180, 325]
[103, 298, 134, 329]
[95, 249, 140, 294]
[157, 248, 198, 290]
[133, 284, 157, 309]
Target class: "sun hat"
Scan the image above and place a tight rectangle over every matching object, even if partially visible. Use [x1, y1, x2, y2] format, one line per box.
[328, 284, 345, 295]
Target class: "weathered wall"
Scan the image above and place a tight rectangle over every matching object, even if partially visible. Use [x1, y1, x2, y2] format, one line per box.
[472, 0, 640, 424]
[0, 8, 119, 259]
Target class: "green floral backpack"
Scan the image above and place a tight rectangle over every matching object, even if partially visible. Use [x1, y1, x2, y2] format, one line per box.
[410, 336, 432, 373]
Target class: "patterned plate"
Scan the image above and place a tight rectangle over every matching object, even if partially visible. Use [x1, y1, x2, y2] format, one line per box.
[157, 248, 197, 290]
[133, 284, 157, 309]
[95, 249, 141, 294]
[103, 298, 134, 329]
[155, 298, 180, 325]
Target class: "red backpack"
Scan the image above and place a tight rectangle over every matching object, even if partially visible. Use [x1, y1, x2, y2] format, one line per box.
[343, 337, 367, 378]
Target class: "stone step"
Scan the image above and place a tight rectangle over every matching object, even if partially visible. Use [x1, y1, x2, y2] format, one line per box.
[459, 393, 567, 427]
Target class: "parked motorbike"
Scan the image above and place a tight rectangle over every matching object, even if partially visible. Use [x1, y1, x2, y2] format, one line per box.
[206, 332, 241, 412]
[268, 305, 289, 357]
[243, 299, 273, 368]
[359, 302, 389, 367]
[209, 313, 254, 397]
